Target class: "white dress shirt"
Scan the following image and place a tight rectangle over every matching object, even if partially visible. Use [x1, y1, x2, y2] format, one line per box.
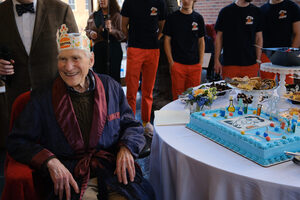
[12, 0, 37, 55]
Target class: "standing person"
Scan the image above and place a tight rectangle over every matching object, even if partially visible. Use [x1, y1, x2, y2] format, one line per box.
[121, 0, 166, 132]
[164, 0, 205, 100]
[0, 0, 78, 148]
[260, 0, 300, 84]
[6, 25, 155, 200]
[85, 0, 125, 83]
[214, 0, 263, 79]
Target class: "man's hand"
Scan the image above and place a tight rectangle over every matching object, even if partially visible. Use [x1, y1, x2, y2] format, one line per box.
[47, 158, 79, 200]
[115, 146, 135, 185]
[0, 59, 14, 75]
[169, 61, 174, 74]
[214, 60, 222, 75]
[90, 31, 98, 40]
[105, 20, 112, 33]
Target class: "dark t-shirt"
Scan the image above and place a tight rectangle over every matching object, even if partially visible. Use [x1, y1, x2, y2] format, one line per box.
[163, 10, 205, 65]
[121, 0, 167, 49]
[261, 0, 300, 48]
[215, 3, 263, 66]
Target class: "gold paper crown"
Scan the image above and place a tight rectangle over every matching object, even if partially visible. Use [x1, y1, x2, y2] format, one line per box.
[57, 24, 90, 52]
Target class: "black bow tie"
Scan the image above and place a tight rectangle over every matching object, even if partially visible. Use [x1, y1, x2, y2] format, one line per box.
[16, 3, 35, 16]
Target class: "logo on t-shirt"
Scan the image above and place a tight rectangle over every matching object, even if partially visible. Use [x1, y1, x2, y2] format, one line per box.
[192, 22, 198, 31]
[245, 16, 254, 25]
[150, 7, 158, 16]
[279, 10, 287, 19]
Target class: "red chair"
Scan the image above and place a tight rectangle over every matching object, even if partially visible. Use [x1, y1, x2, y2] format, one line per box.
[205, 24, 216, 42]
[1, 91, 39, 200]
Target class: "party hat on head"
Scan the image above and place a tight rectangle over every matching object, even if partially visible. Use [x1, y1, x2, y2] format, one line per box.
[57, 24, 90, 52]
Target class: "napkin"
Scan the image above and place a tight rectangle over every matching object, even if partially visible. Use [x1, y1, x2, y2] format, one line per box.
[154, 109, 190, 126]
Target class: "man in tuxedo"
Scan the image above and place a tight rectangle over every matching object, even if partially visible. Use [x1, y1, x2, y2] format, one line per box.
[0, 0, 78, 148]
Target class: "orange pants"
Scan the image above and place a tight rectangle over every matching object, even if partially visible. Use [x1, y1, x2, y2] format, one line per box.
[125, 47, 160, 122]
[171, 62, 202, 100]
[260, 53, 293, 84]
[222, 63, 259, 79]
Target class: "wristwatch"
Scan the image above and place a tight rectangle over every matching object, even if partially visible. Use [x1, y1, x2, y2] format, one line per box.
[256, 59, 262, 64]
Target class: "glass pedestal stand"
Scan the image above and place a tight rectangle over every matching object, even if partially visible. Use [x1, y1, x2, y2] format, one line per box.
[260, 63, 300, 110]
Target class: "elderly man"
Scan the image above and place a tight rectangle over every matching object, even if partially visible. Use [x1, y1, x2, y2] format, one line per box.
[214, 0, 263, 79]
[7, 25, 154, 200]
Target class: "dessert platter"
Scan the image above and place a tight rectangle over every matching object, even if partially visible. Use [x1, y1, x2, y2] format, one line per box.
[284, 91, 300, 104]
[227, 76, 276, 106]
[284, 84, 300, 104]
[228, 76, 276, 91]
[178, 81, 232, 104]
[205, 81, 232, 96]
[187, 106, 300, 167]
[280, 108, 300, 121]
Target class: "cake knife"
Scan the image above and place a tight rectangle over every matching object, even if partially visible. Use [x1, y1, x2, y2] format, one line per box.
[284, 151, 300, 157]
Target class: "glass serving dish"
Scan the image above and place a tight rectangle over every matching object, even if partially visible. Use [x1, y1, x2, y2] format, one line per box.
[230, 84, 276, 106]
[200, 81, 233, 96]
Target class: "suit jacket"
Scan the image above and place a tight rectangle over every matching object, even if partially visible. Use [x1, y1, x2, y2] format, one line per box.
[0, 0, 78, 105]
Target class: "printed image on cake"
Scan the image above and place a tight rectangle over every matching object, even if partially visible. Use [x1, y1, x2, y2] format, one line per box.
[186, 107, 300, 167]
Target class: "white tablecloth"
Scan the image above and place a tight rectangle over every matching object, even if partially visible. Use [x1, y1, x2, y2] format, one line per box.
[149, 95, 300, 200]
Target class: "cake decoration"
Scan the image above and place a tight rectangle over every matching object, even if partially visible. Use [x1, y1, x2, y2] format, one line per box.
[243, 103, 248, 114]
[227, 96, 235, 112]
[56, 24, 90, 52]
[220, 109, 225, 117]
[187, 107, 300, 166]
[257, 104, 262, 116]
[281, 122, 286, 129]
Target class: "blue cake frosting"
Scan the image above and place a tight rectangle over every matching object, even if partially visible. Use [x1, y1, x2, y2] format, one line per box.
[186, 107, 300, 166]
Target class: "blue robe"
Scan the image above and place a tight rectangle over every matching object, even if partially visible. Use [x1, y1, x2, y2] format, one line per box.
[7, 72, 155, 200]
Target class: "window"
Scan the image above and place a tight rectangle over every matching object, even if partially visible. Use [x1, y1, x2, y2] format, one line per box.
[69, 0, 75, 10]
[118, 0, 124, 7]
[85, 0, 89, 10]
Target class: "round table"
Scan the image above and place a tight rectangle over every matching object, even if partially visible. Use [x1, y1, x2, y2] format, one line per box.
[149, 95, 300, 200]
